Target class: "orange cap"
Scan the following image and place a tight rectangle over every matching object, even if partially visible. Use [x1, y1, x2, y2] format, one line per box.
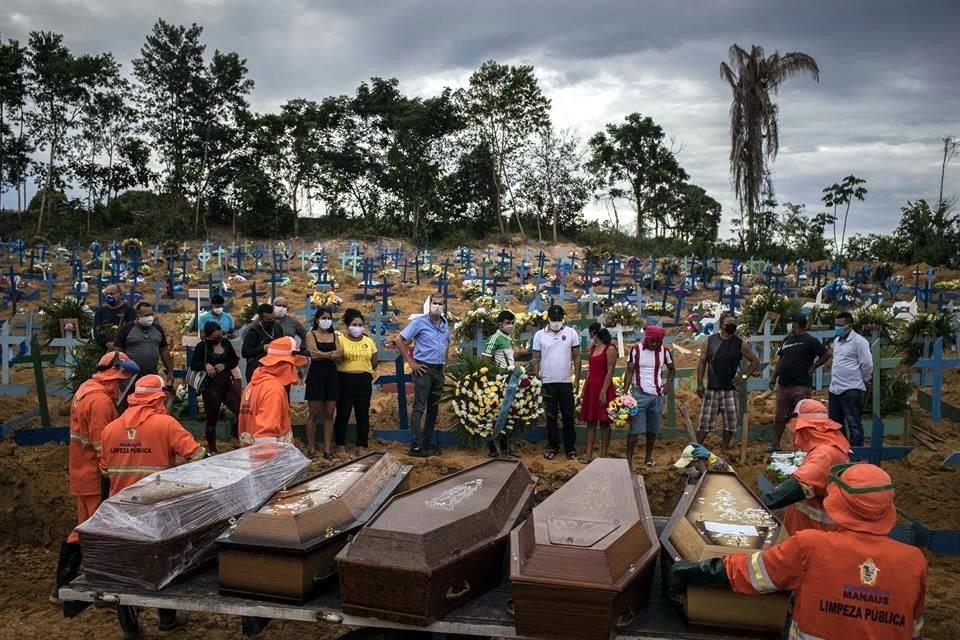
[93, 351, 139, 383]
[823, 463, 896, 535]
[132, 374, 168, 402]
[259, 336, 308, 368]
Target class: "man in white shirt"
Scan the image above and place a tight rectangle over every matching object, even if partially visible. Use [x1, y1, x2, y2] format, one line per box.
[531, 305, 581, 460]
[828, 311, 873, 446]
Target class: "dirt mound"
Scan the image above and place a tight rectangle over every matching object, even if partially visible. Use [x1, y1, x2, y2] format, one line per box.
[0, 442, 73, 550]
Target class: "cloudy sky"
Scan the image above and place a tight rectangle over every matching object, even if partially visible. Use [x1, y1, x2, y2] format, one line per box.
[4, 0, 959, 238]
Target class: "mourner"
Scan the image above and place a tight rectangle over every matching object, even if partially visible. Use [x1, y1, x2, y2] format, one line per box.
[190, 321, 242, 454]
[623, 325, 675, 469]
[196, 294, 236, 337]
[114, 301, 175, 385]
[241, 303, 284, 382]
[239, 336, 308, 445]
[271, 296, 308, 344]
[829, 310, 873, 446]
[92, 283, 135, 351]
[334, 308, 379, 455]
[579, 327, 617, 463]
[531, 304, 581, 461]
[482, 310, 522, 458]
[304, 307, 343, 459]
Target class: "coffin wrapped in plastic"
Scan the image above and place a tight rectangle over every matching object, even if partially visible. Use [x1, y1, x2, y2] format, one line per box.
[76, 443, 311, 591]
[660, 471, 790, 632]
[510, 458, 659, 640]
[218, 452, 411, 603]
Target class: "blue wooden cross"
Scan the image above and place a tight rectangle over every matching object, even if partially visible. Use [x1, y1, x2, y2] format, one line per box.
[314, 268, 333, 291]
[178, 249, 190, 280]
[418, 248, 433, 272]
[250, 246, 265, 273]
[373, 355, 413, 432]
[535, 250, 547, 278]
[517, 260, 530, 287]
[355, 259, 377, 300]
[603, 258, 619, 304]
[243, 281, 259, 309]
[399, 259, 411, 285]
[272, 248, 288, 274]
[916, 268, 936, 310]
[390, 247, 403, 268]
[152, 278, 172, 312]
[232, 245, 246, 274]
[672, 282, 691, 326]
[914, 337, 960, 423]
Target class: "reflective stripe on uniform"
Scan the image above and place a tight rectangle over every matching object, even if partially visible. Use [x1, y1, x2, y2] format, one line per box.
[70, 432, 91, 445]
[914, 615, 924, 638]
[793, 500, 837, 525]
[107, 466, 166, 476]
[788, 620, 825, 640]
[748, 552, 777, 593]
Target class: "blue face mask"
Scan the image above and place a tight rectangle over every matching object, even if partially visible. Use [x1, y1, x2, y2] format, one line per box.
[834, 325, 848, 338]
[105, 295, 118, 305]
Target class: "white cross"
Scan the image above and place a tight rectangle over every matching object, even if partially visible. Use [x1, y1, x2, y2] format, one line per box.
[0, 322, 27, 385]
[49, 330, 85, 381]
[197, 251, 211, 272]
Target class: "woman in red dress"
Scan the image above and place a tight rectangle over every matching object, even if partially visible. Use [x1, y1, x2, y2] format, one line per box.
[579, 327, 618, 462]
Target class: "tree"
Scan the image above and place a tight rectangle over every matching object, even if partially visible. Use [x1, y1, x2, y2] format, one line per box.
[26, 31, 114, 233]
[0, 37, 29, 212]
[721, 44, 819, 249]
[893, 199, 958, 266]
[822, 175, 867, 259]
[520, 126, 589, 242]
[461, 61, 550, 236]
[939, 136, 958, 208]
[587, 113, 688, 239]
[672, 183, 722, 248]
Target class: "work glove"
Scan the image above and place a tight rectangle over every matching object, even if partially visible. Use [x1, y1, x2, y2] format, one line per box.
[762, 476, 806, 510]
[691, 444, 712, 460]
[669, 558, 729, 601]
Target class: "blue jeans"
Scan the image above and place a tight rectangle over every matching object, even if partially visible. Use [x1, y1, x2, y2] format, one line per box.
[630, 392, 664, 435]
[829, 389, 865, 446]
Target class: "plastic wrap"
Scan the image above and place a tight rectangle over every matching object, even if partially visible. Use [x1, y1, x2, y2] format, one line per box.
[77, 443, 310, 590]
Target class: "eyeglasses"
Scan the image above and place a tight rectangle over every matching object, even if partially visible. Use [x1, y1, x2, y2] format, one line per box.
[828, 463, 895, 494]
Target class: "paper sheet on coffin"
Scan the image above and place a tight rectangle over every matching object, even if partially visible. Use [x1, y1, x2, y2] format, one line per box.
[336, 459, 535, 626]
[217, 452, 411, 603]
[659, 470, 790, 632]
[77, 443, 310, 591]
[510, 459, 660, 640]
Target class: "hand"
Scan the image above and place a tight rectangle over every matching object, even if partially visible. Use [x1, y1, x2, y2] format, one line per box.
[768, 379, 776, 391]
[696, 385, 705, 399]
[214, 363, 225, 374]
[165, 373, 175, 387]
[691, 444, 712, 460]
[410, 362, 427, 376]
[600, 384, 609, 398]
[204, 364, 216, 377]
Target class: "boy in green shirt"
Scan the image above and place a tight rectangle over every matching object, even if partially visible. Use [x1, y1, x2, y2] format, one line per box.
[482, 310, 520, 457]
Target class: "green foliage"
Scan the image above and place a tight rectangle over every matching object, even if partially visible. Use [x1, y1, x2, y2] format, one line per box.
[66, 339, 106, 394]
[896, 311, 959, 363]
[739, 286, 800, 334]
[845, 200, 960, 268]
[850, 303, 899, 341]
[822, 175, 868, 259]
[878, 368, 911, 416]
[38, 296, 92, 341]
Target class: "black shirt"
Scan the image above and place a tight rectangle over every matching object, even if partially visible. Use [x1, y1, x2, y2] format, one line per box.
[241, 322, 283, 382]
[92, 302, 135, 347]
[775, 332, 827, 388]
[706, 334, 743, 391]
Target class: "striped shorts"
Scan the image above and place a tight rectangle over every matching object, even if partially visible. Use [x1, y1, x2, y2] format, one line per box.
[698, 389, 739, 433]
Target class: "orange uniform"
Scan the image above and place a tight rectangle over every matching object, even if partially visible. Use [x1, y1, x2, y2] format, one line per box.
[238, 336, 306, 446]
[99, 375, 203, 496]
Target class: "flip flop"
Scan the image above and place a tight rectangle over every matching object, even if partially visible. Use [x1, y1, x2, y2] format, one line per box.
[645, 459, 656, 467]
[543, 450, 557, 460]
[567, 451, 578, 460]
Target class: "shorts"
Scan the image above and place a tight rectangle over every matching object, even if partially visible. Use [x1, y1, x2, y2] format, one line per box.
[775, 385, 812, 424]
[305, 362, 340, 402]
[630, 392, 664, 435]
[698, 389, 739, 433]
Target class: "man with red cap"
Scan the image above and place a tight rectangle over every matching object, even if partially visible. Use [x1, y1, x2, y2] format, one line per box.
[762, 398, 851, 534]
[623, 325, 675, 470]
[239, 336, 308, 446]
[53, 351, 139, 601]
[670, 463, 927, 640]
[99, 373, 204, 637]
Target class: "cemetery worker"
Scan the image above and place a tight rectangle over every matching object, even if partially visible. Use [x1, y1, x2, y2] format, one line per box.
[579, 327, 618, 463]
[53, 352, 139, 602]
[196, 294, 236, 337]
[623, 325, 675, 470]
[670, 463, 927, 640]
[304, 307, 343, 459]
[672, 443, 735, 477]
[762, 399, 850, 534]
[92, 282, 135, 351]
[531, 304, 581, 461]
[238, 337, 307, 446]
[334, 308, 379, 455]
[768, 313, 831, 452]
[695, 311, 760, 452]
[114, 301, 175, 385]
[99, 374, 203, 638]
[828, 310, 873, 447]
[190, 322, 241, 455]
[396, 293, 451, 457]
[241, 303, 283, 382]
[271, 296, 307, 346]
[482, 310, 521, 458]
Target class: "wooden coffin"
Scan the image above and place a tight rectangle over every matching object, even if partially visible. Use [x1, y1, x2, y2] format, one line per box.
[76, 443, 310, 591]
[336, 459, 536, 626]
[217, 451, 411, 603]
[660, 471, 790, 632]
[510, 458, 660, 640]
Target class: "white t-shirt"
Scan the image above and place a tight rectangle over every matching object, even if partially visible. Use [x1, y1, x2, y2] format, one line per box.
[628, 344, 673, 396]
[532, 326, 580, 384]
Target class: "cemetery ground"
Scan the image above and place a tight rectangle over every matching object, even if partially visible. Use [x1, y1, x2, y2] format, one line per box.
[1, 239, 960, 638]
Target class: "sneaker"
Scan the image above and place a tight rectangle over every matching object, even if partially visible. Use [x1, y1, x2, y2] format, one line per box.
[408, 446, 428, 458]
[424, 446, 443, 457]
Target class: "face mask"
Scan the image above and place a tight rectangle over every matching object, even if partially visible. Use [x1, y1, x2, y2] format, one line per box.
[786, 323, 793, 334]
[138, 316, 155, 327]
[430, 304, 444, 315]
[835, 325, 849, 337]
[212, 307, 223, 315]
[723, 324, 737, 335]
[274, 306, 288, 319]
[549, 321, 563, 332]
[104, 295, 118, 305]
[502, 324, 514, 334]
[318, 319, 333, 330]
[348, 325, 364, 338]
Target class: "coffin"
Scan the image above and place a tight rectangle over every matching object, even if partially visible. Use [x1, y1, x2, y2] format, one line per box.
[76, 443, 310, 591]
[510, 458, 659, 640]
[336, 459, 536, 626]
[660, 471, 790, 632]
[217, 451, 411, 603]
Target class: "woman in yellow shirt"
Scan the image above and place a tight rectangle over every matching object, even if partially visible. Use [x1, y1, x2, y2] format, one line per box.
[334, 308, 379, 452]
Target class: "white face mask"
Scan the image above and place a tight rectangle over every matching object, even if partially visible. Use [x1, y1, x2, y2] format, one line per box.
[138, 315, 155, 327]
[274, 306, 288, 319]
[430, 304, 444, 316]
[348, 325, 364, 338]
[212, 307, 223, 316]
[549, 321, 563, 332]
[318, 319, 333, 330]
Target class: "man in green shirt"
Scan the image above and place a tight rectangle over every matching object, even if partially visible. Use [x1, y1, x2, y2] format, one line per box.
[482, 310, 520, 457]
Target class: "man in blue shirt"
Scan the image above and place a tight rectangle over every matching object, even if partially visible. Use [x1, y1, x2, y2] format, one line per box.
[196, 295, 236, 337]
[395, 294, 450, 457]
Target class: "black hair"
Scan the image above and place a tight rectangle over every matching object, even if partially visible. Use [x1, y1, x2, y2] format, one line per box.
[312, 306, 335, 331]
[547, 304, 565, 320]
[792, 314, 809, 328]
[596, 328, 613, 345]
[497, 310, 516, 324]
[342, 307, 364, 325]
[135, 301, 152, 311]
[203, 321, 222, 337]
[719, 311, 736, 324]
[257, 303, 274, 316]
[836, 311, 854, 324]
[211, 294, 225, 305]
[588, 321, 602, 337]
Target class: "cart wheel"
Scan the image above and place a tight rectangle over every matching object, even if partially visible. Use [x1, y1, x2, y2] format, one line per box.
[241, 615, 271, 638]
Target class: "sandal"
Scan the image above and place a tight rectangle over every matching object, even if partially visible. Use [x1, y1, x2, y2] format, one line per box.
[645, 459, 656, 467]
[567, 451, 578, 461]
[322, 451, 334, 461]
[543, 450, 557, 460]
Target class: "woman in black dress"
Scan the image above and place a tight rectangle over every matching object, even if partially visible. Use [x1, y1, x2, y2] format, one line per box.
[189, 321, 241, 454]
[304, 308, 342, 458]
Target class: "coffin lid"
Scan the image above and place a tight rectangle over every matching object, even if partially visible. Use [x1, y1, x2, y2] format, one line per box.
[511, 458, 659, 589]
[220, 452, 409, 551]
[342, 459, 534, 569]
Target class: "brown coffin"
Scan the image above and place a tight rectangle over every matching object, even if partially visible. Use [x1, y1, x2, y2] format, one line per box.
[217, 451, 411, 603]
[509, 458, 660, 640]
[660, 471, 790, 632]
[336, 459, 535, 626]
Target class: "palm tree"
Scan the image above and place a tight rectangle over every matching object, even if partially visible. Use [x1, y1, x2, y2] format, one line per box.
[721, 44, 819, 253]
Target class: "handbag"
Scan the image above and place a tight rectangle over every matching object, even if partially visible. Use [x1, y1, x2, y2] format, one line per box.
[187, 342, 210, 393]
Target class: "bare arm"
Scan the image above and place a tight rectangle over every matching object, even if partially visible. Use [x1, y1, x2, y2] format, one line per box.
[664, 351, 676, 393]
[741, 341, 761, 378]
[600, 346, 617, 396]
[696, 347, 708, 392]
[305, 330, 320, 360]
[572, 346, 582, 387]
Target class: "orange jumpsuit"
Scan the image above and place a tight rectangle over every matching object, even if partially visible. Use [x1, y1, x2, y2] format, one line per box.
[783, 410, 851, 534]
[238, 363, 294, 446]
[725, 529, 927, 640]
[100, 398, 202, 496]
[67, 378, 119, 543]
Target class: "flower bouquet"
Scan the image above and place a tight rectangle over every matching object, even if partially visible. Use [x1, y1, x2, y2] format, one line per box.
[515, 283, 537, 303]
[175, 312, 196, 335]
[602, 302, 643, 328]
[642, 301, 675, 317]
[453, 306, 501, 341]
[606, 394, 638, 429]
[311, 290, 344, 310]
[461, 280, 492, 302]
[512, 310, 548, 338]
[934, 279, 960, 292]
